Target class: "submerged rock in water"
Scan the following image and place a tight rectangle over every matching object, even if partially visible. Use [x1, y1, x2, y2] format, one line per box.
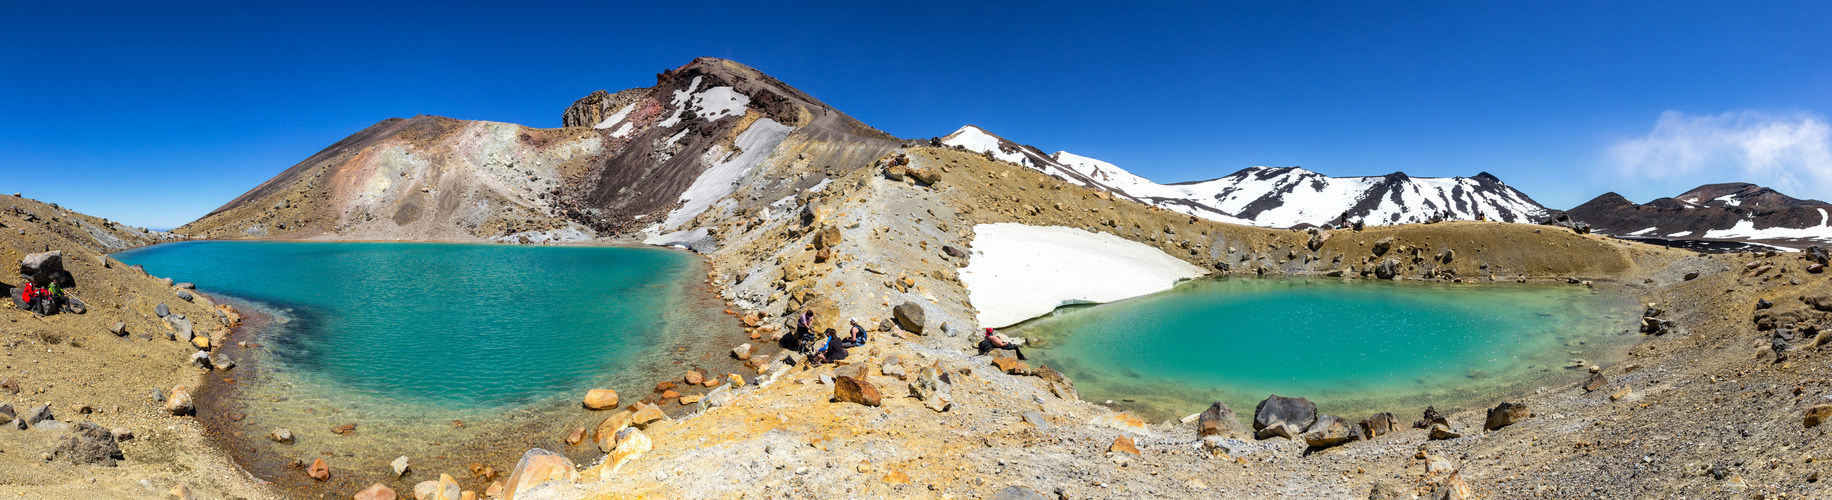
[353, 483, 397, 500]
[391, 455, 410, 478]
[1252, 394, 1317, 440]
[582, 389, 619, 410]
[307, 457, 330, 481]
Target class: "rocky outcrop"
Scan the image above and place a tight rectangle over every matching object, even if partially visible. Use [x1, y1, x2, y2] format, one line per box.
[1484, 402, 1531, 430]
[20, 250, 69, 286]
[1569, 184, 1832, 249]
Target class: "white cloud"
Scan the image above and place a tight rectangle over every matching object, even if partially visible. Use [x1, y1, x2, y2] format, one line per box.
[1607, 110, 1832, 196]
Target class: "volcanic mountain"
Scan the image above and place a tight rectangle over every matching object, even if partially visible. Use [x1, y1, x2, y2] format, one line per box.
[936, 125, 1549, 228]
[1568, 183, 1832, 248]
[177, 57, 900, 248]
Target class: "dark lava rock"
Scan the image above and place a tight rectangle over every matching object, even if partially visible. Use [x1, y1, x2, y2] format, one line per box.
[1757, 299, 1774, 310]
[1374, 258, 1400, 279]
[892, 302, 925, 335]
[1684, 271, 1700, 280]
[1372, 237, 1395, 256]
[1357, 412, 1397, 438]
[1584, 373, 1608, 392]
[1484, 402, 1531, 430]
[941, 245, 966, 259]
[24, 404, 54, 427]
[1414, 406, 1449, 429]
[56, 421, 123, 466]
[176, 290, 193, 302]
[1253, 394, 1317, 440]
[1809, 245, 1830, 264]
[154, 302, 169, 318]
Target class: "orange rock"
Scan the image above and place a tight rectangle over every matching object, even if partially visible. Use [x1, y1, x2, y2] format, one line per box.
[594, 411, 635, 452]
[331, 423, 356, 435]
[660, 390, 680, 400]
[680, 394, 703, 405]
[564, 426, 585, 446]
[684, 371, 704, 385]
[653, 381, 675, 393]
[307, 457, 329, 481]
[468, 462, 500, 482]
[354, 483, 396, 500]
[484, 482, 504, 498]
[582, 389, 619, 410]
[1109, 436, 1140, 455]
[630, 403, 667, 428]
[832, 376, 882, 406]
[500, 448, 578, 500]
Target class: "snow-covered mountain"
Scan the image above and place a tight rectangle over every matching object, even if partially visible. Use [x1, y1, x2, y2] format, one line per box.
[939, 125, 1549, 228]
[1569, 184, 1832, 249]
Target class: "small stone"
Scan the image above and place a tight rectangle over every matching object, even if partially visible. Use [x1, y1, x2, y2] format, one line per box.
[270, 428, 294, 444]
[307, 458, 330, 481]
[684, 371, 704, 386]
[1428, 424, 1461, 440]
[331, 423, 356, 435]
[1610, 387, 1631, 401]
[164, 386, 194, 416]
[1108, 435, 1140, 455]
[731, 343, 753, 361]
[391, 455, 410, 477]
[1583, 373, 1607, 392]
[109, 322, 126, 336]
[1806, 405, 1832, 427]
[354, 483, 397, 500]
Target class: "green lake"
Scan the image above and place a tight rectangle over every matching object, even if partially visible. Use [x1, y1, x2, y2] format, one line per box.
[112, 241, 737, 492]
[1014, 278, 1641, 422]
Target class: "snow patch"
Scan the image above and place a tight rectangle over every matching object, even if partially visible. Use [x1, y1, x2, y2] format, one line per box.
[1701, 217, 1832, 243]
[666, 129, 690, 147]
[959, 223, 1206, 328]
[689, 87, 750, 122]
[659, 118, 795, 229]
[942, 126, 1032, 166]
[592, 103, 636, 130]
[610, 122, 635, 138]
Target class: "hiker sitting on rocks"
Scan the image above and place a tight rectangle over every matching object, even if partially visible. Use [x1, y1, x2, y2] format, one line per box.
[844, 318, 868, 347]
[47, 282, 64, 313]
[19, 281, 38, 314]
[807, 328, 834, 365]
[821, 328, 850, 362]
[977, 328, 1026, 360]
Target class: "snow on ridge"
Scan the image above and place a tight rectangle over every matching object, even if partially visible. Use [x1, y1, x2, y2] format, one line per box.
[1700, 207, 1832, 244]
[959, 223, 1205, 328]
[689, 86, 750, 122]
[942, 124, 1547, 228]
[593, 103, 637, 130]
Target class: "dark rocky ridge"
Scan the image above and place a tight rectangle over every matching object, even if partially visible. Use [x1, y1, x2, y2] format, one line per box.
[1569, 183, 1832, 249]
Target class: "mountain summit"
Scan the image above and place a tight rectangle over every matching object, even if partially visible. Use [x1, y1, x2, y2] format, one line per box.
[938, 125, 1548, 228]
[1569, 183, 1832, 248]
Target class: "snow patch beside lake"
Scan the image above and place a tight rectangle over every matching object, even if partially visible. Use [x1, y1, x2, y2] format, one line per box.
[959, 223, 1207, 328]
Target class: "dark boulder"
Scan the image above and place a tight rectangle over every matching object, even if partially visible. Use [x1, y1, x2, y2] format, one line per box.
[1808, 245, 1830, 264]
[1374, 258, 1400, 279]
[55, 421, 123, 466]
[1372, 237, 1395, 256]
[1357, 412, 1397, 438]
[1252, 394, 1317, 440]
[155, 303, 169, 318]
[1583, 373, 1608, 392]
[942, 245, 967, 259]
[1413, 406, 1448, 429]
[1484, 402, 1531, 430]
[1757, 299, 1774, 310]
[892, 302, 925, 335]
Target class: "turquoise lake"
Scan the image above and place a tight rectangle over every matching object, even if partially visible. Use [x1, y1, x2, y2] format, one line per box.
[112, 241, 737, 491]
[1015, 278, 1641, 421]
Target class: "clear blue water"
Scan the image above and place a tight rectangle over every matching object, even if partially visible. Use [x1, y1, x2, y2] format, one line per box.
[1018, 278, 1640, 421]
[113, 240, 714, 410]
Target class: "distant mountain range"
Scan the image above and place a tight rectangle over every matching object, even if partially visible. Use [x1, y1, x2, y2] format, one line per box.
[182, 56, 1829, 252]
[938, 125, 1549, 228]
[1569, 183, 1832, 248]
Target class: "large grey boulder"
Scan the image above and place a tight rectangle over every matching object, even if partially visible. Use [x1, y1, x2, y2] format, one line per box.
[1358, 412, 1398, 438]
[154, 303, 169, 318]
[892, 302, 926, 335]
[1197, 402, 1253, 439]
[1372, 237, 1395, 256]
[20, 251, 67, 286]
[1301, 414, 1361, 448]
[1252, 394, 1317, 439]
[1374, 258, 1400, 279]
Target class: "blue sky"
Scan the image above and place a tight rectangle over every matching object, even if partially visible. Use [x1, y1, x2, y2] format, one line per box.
[4, 1, 1830, 228]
